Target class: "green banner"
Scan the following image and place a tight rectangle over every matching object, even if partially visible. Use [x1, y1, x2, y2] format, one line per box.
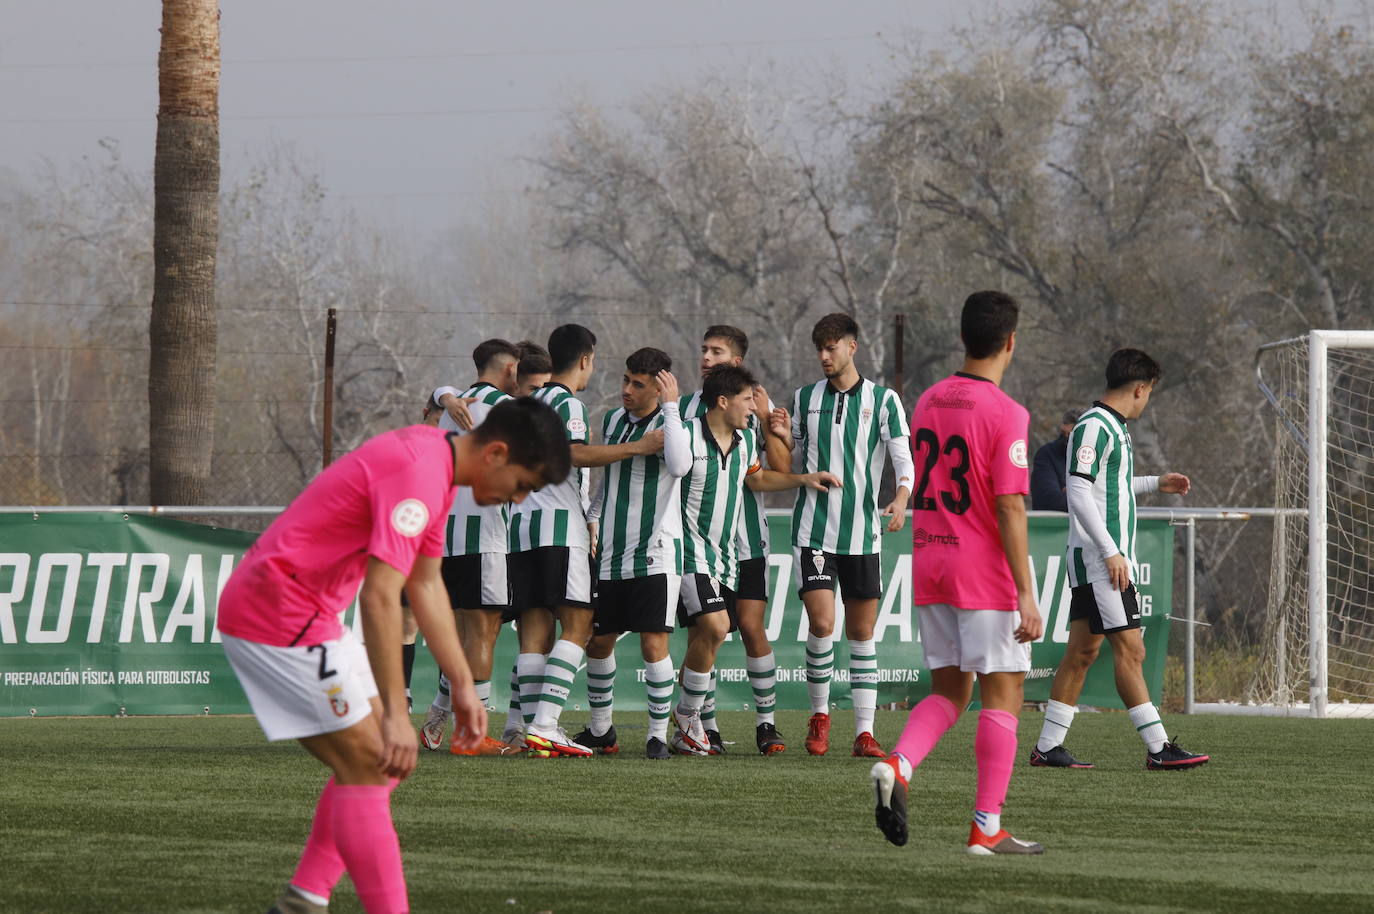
[0, 512, 1171, 718]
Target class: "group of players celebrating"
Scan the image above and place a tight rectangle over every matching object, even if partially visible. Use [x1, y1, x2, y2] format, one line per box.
[220, 292, 1208, 914]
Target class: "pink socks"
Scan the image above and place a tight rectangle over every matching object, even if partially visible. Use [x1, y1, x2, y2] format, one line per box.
[974, 708, 1018, 815]
[292, 778, 409, 914]
[892, 694, 960, 770]
[290, 778, 346, 900]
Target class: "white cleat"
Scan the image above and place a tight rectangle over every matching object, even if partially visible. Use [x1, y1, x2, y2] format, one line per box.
[524, 726, 593, 758]
[670, 728, 710, 756]
[670, 707, 711, 755]
[419, 704, 451, 751]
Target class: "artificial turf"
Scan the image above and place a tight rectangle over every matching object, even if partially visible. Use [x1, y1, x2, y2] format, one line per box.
[1, 711, 1370, 913]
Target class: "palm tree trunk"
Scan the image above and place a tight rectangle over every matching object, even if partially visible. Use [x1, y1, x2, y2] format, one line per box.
[149, 0, 219, 504]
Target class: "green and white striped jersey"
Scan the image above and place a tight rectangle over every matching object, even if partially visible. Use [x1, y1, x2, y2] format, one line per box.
[790, 378, 910, 555]
[439, 381, 512, 556]
[509, 383, 591, 551]
[593, 406, 684, 579]
[680, 391, 772, 560]
[680, 418, 760, 588]
[1065, 401, 1137, 586]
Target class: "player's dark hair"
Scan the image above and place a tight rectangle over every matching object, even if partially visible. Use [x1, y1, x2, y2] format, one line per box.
[811, 313, 860, 348]
[470, 398, 572, 484]
[703, 365, 757, 408]
[703, 325, 749, 359]
[515, 340, 552, 378]
[961, 291, 1020, 359]
[625, 347, 672, 377]
[424, 393, 439, 413]
[548, 324, 597, 374]
[472, 338, 520, 373]
[1105, 348, 1163, 389]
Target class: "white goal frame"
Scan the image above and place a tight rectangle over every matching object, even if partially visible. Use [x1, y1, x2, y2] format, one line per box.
[1254, 329, 1374, 718]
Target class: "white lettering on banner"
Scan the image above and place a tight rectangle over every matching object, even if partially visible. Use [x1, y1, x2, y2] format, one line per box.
[25, 553, 82, 644]
[873, 561, 912, 642]
[161, 554, 205, 643]
[119, 554, 170, 643]
[85, 553, 128, 642]
[210, 553, 234, 643]
[0, 553, 31, 643]
[1027, 554, 1073, 644]
[763, 553, 791, 642]
[1138, 563, 1152, 586]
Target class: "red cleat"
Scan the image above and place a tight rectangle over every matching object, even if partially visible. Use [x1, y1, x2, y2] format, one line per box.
[852, 731, 886, 758]
[805, 712, 831, 756]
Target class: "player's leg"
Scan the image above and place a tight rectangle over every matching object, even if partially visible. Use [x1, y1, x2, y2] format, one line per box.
[838, 553, 884, 755]
[736, 557, 783, 754]
[572, 630, 621, 754]
[797, 547, 839, 755]
[641, 628, 676, 759]
[1030, 616, 1102, 768]
[400, 608, 418, 715]
[673, 574, 730, 755]
[527, 544, 596, 755]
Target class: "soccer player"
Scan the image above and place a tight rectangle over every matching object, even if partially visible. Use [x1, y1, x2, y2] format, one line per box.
[576, 348, 691, 760]
[218, 400, 569, 914]
[671, 365, 840, 756]
[513, 339, 553, 396]
[1030, 349, 1208, 770]
[419, 339, 523, 756]
[777, 313, 914, 757]
[870, 290, 1045, 856]
[677, 325, 794, 754]
[509, 325, 664, 756]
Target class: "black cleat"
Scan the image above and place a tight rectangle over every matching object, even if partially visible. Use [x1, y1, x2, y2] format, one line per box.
[1028, 744, 1095, 768]
[870, 757, 908, 846]
[756, 721, 786, 755]
[1147, 739, 1210, 770]
[707, 729, 726, 755]
[571, 725, 620, 755]
[645, 736, 671, 760]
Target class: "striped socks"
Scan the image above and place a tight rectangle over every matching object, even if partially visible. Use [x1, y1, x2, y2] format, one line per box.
[532, 640, 583, 733]
[806, 633, 834, 713]
[701, 669, 719, 733]
[516, 652, 545, 728]
[678, 667, 711, 715]
[645, 658, 675, 742]
[501, 662, 521, 739]
[747, 652, 778, 725]
[587, 654, 617, 736]
[433, 673, 452, 713]
[473, 679, 491, 710]
[849, 638, 878, 736]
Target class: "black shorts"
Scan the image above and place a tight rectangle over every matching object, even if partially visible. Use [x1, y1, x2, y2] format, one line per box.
[440, 553, 510, 611]
[735, 556, 768, 602]
[677, 573, 739, 632]
[508, 546, 594, 615]
[1069, 581, 1141, 635]
[593, 574, 678, 635]
[794, 547, 883, 599]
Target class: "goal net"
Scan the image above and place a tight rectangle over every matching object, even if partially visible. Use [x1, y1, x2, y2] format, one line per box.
[1253, 331, 1374, 717]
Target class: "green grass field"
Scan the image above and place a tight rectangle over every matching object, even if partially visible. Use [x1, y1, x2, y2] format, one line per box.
[2, 710, 1371, 914]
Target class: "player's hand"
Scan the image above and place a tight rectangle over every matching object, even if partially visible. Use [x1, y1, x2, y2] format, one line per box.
[1105, 553, 1131, 591]
[881, 494, 910, 533]
[378, 708, 420, 780]
[442, 395, 478, 431]
[656, 369, 680, 404]
[801, 471, 842, 492]
[634, 428, 665, 455]
[752, 384, 771, 422]
[1013, 592, 1044, 643]
[1159, 472, 1191, 496]
[587, 522, 599, 557]
[769, 407, 791, 442]
[449, 684, 489, 754]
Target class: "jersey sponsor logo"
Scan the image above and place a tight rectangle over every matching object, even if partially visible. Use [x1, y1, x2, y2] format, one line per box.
[913, 527, 960, 549]
[1075, 445, 1096, 468]
[568, 418, 586, 436]
[391, 499, 429, 537]
[929, 386, 976, 410]
[1009, 439, 1028, 468]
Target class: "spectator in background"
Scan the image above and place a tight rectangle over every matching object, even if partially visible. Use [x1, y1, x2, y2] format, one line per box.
[1030, 408, 1082, 512]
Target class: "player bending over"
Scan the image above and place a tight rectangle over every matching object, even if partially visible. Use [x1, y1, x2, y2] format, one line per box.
[1030, 349, 1209, 771]
[217, 400, 569, 914]
[671, 365, 840, 756]
[871, 290, 1045, 856]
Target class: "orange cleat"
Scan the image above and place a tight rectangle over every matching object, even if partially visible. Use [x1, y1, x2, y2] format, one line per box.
[450, 735, 519, 757]
[852, 731, 886, 758]
[966, 823, 1045, 855]
[805, 712, 831, 756]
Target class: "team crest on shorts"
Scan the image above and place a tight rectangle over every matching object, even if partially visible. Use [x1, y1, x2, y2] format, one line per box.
[326, 685, 349, 718]
[812, 552, 827, 577]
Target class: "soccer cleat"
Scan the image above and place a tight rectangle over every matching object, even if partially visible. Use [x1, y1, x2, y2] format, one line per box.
[267, 886, 328, 914]
[1028, 744, 1095, 769]
[706, 729, 726, 755]
[418, 704, 451, 751]
[670, 707, 711, 755]
[1147, 740, 1210, 770]
[571, 725, 621, 755]
[451, 735, 517, 757]
[805, 712, 831, 756]
[755, 722, 786, 755]
[870, 756, 908, 847]
[853, 731, 886, 758]
[966, 823, 1045, 855]
[500, 727, 525, 751]
[524, 727, 593, 758]
[670, 728, 710, 756]
[645, 736, 671, 760]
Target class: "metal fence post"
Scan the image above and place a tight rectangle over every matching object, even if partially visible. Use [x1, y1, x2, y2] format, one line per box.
[1185, 516, 1196, 714]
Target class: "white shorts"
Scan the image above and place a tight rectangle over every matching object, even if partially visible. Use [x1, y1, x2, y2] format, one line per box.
[917, 604, 1031, 675]
[223, 628, 379, 742]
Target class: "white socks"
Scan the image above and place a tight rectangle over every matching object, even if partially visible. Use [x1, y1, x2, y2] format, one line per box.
[747, 653, 778, 725]
[586, 654, 616, 736]
[532, 640, 584, 733]
[1128, 702, 1168, 753]
[433, 673, 452, 713]
[805, 633, 834, 714]
[849, 638, 878, 736]
[644, 658, 675, 742]
[1036, 699, 1076, 752]
[678, 667, 711, 715]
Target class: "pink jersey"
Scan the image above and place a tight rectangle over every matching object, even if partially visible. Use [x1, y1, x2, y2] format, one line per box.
[910, 372, 1030, 611]
[217, 425, 457, 646]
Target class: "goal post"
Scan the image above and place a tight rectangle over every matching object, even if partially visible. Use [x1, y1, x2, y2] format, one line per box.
[1255, 330, 1374, 718]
